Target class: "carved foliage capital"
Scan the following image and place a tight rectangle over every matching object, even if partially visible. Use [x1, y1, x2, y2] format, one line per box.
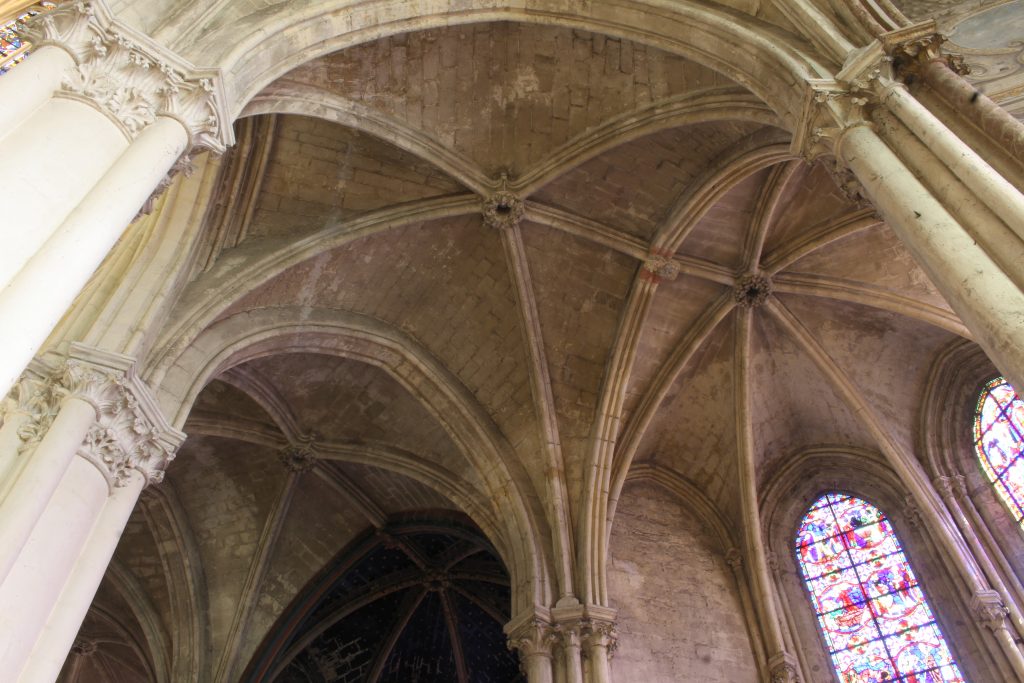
[972, 590, 1009, 632]
[903, 496, 923, 528]
[4, 367, 62, 455]
[887, 31, 970, 80]
[934, 474, 968, 502]
[506, 617, 557, 659]
[63, 347, 184, 489]
[581, 616, 618, 657]
[768, 652, 801, 683]
[23, 1, 230, 152]
[725, 546, 744, 573]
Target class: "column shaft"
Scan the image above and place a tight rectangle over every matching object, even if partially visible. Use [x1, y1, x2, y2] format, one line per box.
[881, 84, 1024, 242]
[0, 411, 29, 490]
[735, 309, 788, 659]
[19, 471, 145, 683]
[919, 60, 1024, 163]
[583, 642, 611, 683]
[0, 115, 189, 399]
[838, 123, 1024, 395]
[0, 45, 74, 141]
[563, 640, 583, 683]
[0, 397, 95, 582]
[524, 652, 554, 683]
[873, 109, 1024, 292]
[0, 456, 108, 679]
[0, 98, 127, 292]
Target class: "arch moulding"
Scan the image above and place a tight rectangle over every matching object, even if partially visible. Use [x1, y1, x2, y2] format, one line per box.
[151, 305, 556, 614]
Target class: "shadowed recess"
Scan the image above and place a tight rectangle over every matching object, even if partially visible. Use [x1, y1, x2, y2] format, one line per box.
[244, 516, 522, 683]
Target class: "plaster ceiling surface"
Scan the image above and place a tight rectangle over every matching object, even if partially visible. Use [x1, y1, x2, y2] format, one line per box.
[88, 19, 977, 682]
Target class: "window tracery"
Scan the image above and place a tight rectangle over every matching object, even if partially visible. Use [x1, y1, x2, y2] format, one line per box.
[973, 377, 1024, 524]
[796, 493, 965, 682]
[0, 2, 57, 74]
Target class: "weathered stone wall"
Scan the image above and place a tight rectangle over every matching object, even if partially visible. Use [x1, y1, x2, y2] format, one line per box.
[608, 481, 758, 682]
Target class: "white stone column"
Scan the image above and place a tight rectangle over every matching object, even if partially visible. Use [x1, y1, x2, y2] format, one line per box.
[0, 0, 231, 401]
[836, 122, 1024, 395]
[0, 98, 129, 293]
[0, 45, 73, 137]
[507, 613, 556, 683]
[879, 82, 1024, 242]
[551, 605, 586, 683]
[19, 471, 146, 683]
[0, 343, 182, 682]
[0, 2, 130, 292]
[0, 115, 190, 399]
[580, 617, 616, 683]
[0, 358, 124, 584]
[0, 456, 109, 678]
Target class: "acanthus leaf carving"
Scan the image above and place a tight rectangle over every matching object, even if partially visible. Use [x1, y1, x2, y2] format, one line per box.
[21, 1, 231, 153]
[60, 345, 184, 489]
[971, 589, 1009, 632]
[506, 616, 556, 659]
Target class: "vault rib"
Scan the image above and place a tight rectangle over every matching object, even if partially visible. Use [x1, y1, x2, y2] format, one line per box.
[579, 270, 660, 606]
[771, 273, 971, 338]
[742, 160, 803, 272]
[315, 465, 388, 530]
[148, 193, 481, 387]
[243, 81, 493, 195]
[651, 132, 793, 254]
[513, 88, 781, 196]
[608, 291, 736, 524]
[761, 207, 881, 274]
[366, 589, 427, 683]
[498, 222, 576, 601]
[440, 589, 470, 683]
[219, 365, 302, 442]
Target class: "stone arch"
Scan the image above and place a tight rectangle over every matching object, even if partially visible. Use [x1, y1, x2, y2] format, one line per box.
[919, 339, 1024, 610]
[760, 445, 1004, 683]
[241, 514, 518, 682]
[144, 0, 830, 126]
[149, 305, 555, 615]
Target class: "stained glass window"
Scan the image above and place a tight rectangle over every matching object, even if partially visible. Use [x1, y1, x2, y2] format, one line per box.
[974, 377, 1024, 524]
[0, 2, 58, 75]
[796, 493, 966, 683]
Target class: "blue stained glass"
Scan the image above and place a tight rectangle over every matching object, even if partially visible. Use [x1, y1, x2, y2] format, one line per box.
[795, 493, 966, 683]
[975, 378, 1024, 525]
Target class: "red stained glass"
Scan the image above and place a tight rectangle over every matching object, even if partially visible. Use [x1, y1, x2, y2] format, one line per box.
[796, 493, 966, 683]
[974, 377, 1024, 525]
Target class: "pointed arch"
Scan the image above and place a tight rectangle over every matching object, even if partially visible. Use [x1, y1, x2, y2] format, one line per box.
[973, 377, 1024, 525]
[795, 492, 965, 683]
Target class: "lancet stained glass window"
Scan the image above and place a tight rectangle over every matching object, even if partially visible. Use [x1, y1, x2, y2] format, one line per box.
[796, 493, 965, 682]
[0, 2, 57, 75]
[974, 377, 1024, 524]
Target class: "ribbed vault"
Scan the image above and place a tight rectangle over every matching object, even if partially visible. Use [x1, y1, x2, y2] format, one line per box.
[60, 10, 997, 682]
[246, 518, 520, 683]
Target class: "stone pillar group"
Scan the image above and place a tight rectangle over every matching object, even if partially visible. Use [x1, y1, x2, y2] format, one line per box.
[0, 1, 1022, 682]
[0, 344, 183, 682]
[0, 0, 230, 400]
